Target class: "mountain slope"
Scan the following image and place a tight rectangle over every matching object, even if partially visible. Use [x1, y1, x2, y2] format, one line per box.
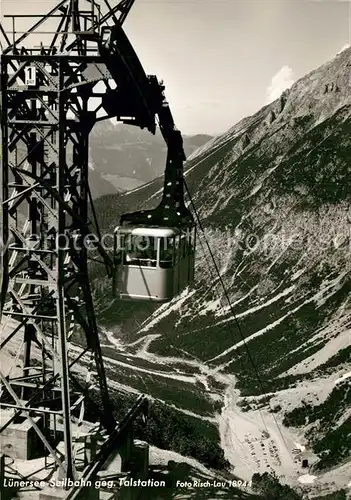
[90, 47, 351, 493]
[89, 121, 213, 197]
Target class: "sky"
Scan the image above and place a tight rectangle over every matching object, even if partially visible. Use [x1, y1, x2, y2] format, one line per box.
[1, 0, 350, 135]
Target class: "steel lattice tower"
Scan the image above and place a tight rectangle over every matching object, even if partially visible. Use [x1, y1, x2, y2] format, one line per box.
[0, 0, 147, 492]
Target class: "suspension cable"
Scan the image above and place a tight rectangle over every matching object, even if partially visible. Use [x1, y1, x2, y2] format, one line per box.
[96, 28, 294, 456]
[184, 179, 293, 454]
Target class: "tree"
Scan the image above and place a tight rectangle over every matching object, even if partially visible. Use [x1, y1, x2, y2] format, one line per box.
[252, 472, 302, 500]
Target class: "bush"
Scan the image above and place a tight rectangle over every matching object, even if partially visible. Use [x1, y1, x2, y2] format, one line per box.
[251, 472, 302, 500]
[109, 390, 231, 472]
[311, 491, 347, 500]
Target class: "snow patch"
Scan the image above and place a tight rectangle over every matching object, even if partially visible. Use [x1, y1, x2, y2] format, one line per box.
[293, 443, 306, 452]
[291, 268, 306, 281]
[140, 288, 196, 333]
[335, 371, 351, 385]
[198, 299, 221, 316]
[285, 318, 350, 375]
[208, 286, 296, 362]
[298, 474, 317, 484]
[314, 271, 350, 308]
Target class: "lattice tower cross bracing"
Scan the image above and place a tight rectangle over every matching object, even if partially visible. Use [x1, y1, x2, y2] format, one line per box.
[0, 0, 141, 484]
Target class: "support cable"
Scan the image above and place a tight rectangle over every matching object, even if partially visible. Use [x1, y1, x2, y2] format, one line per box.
[184, 179, 293, 456]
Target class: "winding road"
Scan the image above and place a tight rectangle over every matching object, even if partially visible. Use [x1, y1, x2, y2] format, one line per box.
[97, 330, 300, 483]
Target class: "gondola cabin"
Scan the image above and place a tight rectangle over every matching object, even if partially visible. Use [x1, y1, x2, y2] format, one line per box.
[113, 225, 196, 302]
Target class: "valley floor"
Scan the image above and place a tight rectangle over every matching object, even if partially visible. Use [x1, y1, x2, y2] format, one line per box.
[96, 328, 351, 498]
[1, 317, 350, 498]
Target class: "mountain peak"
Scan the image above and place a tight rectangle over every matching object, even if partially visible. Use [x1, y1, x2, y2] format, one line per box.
[188, 47, 350, 166]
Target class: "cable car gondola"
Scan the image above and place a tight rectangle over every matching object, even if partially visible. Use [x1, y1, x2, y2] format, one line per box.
[113, 224, 196, 302]
[113, 121, 196, 302]
[101, 25, 197, 302]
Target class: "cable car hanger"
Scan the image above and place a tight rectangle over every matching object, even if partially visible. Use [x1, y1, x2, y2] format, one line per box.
[98, 23, 194, 228]
[94, 22, 196, 301]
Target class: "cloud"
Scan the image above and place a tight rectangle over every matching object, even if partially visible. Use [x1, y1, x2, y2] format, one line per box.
[337, 43, 350, 55]
[265, 65, 296, 105]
